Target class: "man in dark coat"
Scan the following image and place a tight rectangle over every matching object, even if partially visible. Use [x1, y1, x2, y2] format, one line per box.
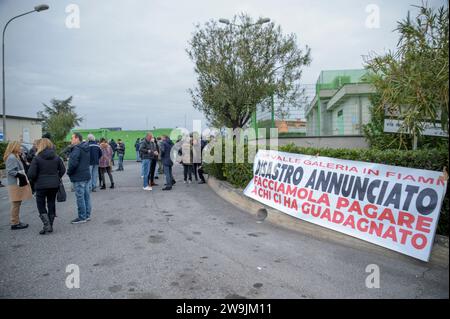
[197, 139, 207, 184]
[116, 139, 126, 171]
[139, 133, 158, 190]
[87, 134, 102, 192]
[148, 137, 159, 186]
[109, 139, 117, 166]
[134, 138, 142, 162]
[67, 132, 91, 224]
[160, 135, 175, 190]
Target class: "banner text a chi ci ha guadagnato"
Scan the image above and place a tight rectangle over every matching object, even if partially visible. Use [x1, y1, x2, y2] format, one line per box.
[243, 150, 448, 261]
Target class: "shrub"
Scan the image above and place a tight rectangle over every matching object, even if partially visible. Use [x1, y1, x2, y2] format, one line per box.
[203, 162, 226, 181]
[0, 142, 7, 170]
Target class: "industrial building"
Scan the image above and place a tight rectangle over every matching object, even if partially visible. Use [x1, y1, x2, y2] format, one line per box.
[305, 69, 376, 136]
[0, 115, 43, 143]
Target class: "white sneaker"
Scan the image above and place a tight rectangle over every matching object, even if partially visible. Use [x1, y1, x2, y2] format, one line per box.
[143, 186, 153, 191]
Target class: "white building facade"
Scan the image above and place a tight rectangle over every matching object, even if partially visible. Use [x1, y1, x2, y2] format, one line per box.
[305, 70, 375, 136]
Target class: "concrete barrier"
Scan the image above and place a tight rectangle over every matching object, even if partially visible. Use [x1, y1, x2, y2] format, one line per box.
[207, 176, 449, 267]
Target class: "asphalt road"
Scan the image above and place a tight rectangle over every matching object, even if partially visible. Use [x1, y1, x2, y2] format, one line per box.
[0, 161, 448, 298]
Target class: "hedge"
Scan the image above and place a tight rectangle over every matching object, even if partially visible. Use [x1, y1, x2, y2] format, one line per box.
[0, 142, 7, 170]
[204, 143, 449, 236]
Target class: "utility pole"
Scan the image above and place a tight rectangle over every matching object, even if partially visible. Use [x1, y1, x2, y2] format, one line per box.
[2, 4, 49, 141]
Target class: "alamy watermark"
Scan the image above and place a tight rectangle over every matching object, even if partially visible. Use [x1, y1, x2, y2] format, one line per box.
[365, 264, 380, 288]
[365, 4, 380, 29]
[65, 264, 80, 289]
[65, 4, 80, 29]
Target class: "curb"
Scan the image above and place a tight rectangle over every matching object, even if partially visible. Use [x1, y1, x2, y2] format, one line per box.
[207, 176, 449, 268]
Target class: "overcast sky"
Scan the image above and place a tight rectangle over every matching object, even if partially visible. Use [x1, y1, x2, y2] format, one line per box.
[0, 0, 446, 130]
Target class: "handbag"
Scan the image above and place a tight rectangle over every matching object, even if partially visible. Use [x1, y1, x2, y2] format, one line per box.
[16, 173, 29, 187]
[57, 179, 67, 202]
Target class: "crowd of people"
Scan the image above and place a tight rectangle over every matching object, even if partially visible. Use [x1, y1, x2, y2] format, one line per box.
[137, 132, 207, 191]
[2, 131, 208, 235]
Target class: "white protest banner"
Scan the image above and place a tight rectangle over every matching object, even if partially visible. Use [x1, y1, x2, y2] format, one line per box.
[244, 150, 448, 261]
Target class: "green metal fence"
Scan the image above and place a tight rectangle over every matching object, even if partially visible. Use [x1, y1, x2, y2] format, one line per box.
[66, 128, 181, 160]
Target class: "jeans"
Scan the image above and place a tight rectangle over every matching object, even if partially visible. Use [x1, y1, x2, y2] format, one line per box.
[73, 181, 91, 220]
[164, 165, 172, 187]
[142, 159, 151, 187]
[118, 154, 124, 170]
[136, 150, 141, 161]
[36, 188, 58, 217]
[89, 164, 99, 190]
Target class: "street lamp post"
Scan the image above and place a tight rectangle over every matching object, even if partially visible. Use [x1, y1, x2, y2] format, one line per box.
[219, 17, 271, 139]
[219, 17, 271, 27]
[2, 4, 49, 141]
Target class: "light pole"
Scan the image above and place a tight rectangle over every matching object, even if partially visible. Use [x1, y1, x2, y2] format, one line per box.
[218, 17, 271, 27]
[219, 17, 271, 138]
[2, 4, 49, 141]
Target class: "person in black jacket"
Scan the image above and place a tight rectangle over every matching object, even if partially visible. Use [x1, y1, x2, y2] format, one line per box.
[26, 140, 38, 164]
[116, 139, 126, 171]
[196, 138, 207, 184]
[148, 136, 159, 186]
[27, 138, 66, 234]
[87, 134, 102, 192]
[134, 138, 142, 162]
[139, 133, 158, 190]
[67, 132, 92, 224]
[109, 139, 117, 166]
[160, 135, 175, 190]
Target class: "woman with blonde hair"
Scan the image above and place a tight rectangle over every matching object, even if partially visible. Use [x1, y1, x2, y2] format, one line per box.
[4, 141, 32, 230]
[27, 138, 66, 234]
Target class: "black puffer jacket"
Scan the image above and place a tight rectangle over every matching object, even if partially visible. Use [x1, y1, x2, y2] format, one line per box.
[27, 148, 66, 190]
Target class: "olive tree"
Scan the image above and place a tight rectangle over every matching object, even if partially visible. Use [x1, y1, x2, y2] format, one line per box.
[187, 13, 311, 130]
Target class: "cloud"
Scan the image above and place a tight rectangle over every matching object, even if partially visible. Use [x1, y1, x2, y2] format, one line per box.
[0, 0, 446, 129]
